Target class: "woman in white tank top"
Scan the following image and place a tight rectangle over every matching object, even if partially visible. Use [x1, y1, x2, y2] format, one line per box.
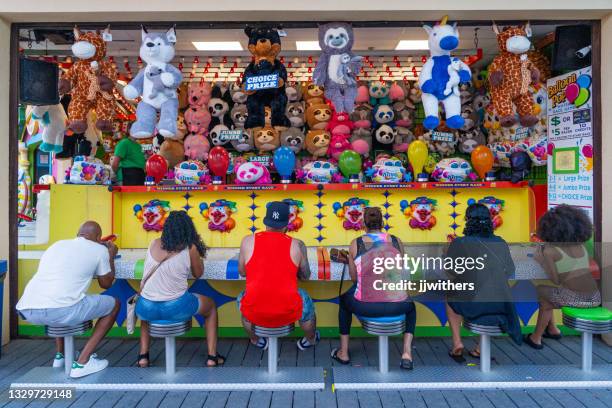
[135, 211, 225, 367]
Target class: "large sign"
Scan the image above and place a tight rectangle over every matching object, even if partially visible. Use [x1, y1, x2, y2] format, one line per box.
[546, 67, 593, 219]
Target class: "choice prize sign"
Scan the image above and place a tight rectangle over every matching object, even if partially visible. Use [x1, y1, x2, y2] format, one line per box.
[244, 74, 279, 91]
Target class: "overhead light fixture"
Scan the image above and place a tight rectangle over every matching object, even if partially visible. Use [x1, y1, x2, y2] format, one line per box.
[296, 41, 321, 51]
[395, 40, 429, 50]
[192, 41, 243, 51]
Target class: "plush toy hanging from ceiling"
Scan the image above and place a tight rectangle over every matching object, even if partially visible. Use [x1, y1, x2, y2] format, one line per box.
[313, 22, 362, 113]
[242, 25, 290, 129]
[60, 26, 117, 133]
[488, 22, 540, 128]
[418, 16, 472, 130]
[123, 26, 183, 139]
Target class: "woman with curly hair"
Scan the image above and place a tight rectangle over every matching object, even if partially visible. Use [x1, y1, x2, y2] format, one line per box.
[445, 203, 521, 362]
[135, 211, 224, 367]
[525, 205, 601, 349]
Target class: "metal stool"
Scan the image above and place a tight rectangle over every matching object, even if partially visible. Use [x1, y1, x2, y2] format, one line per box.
[463, 321, 503, 373]
[357, 315, 405, 374]
[253, 324, 294, 374]
[562, 306, 612, 371]
[45, 320, 93, 376]
[149, 320, 192, 375]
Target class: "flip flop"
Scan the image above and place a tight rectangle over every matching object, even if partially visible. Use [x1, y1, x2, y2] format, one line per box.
[206, 353, 226, 367]
[448, 348, 466, 363]
[468, 349, 480, 358]
[543, 328, 563, 340]
[400, 358, 414, 370]
[330, 348, 351, 365]
[524, 334, 544, 350]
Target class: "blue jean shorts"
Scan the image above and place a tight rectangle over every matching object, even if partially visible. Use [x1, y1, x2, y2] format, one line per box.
[236, 288, 315, 323]
[136, 291, 200, 323]
[18, 295, 116, 326]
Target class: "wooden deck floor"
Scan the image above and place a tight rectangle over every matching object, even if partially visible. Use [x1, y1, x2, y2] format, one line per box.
[0, 336, 610, 407]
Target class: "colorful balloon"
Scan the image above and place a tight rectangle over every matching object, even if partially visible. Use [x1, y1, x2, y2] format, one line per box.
[574, 87, 590, 107]
[576, 74, 592, 89]
[471, 145, 494, 180]
[273, 147, 296, 180]
[208, 146, 230, 180]
[338, 150, 363, 178]
[565, 83, 579, 104]
[582, 144, 593, 158]
[145, 154, 168, 184]
[407, 140, 428, 179]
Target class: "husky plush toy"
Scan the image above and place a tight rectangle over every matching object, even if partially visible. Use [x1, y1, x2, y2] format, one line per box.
[124, 26, 183, 139]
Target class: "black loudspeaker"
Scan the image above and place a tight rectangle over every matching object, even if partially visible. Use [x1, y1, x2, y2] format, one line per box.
[19, 57, 59, 105]
[551, 25, 591, 74]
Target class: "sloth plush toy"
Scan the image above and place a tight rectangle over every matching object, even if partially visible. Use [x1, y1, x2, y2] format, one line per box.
[242, 25, 290, 129]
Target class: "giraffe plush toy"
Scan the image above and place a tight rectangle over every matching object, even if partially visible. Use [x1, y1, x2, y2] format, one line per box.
[488, 22, 540, 128]
[60, 26, 117, 133]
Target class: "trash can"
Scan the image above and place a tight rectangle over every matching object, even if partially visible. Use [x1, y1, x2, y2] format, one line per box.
[0, 260, 7, 358]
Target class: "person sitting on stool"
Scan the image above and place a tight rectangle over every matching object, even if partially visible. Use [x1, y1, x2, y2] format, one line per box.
[16, 221, 120, 378]
[237, 201, 319, 350]
[332, 207, 416, 370]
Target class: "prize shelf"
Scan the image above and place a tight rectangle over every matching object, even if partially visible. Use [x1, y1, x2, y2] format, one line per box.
[33, 181, 530, 194]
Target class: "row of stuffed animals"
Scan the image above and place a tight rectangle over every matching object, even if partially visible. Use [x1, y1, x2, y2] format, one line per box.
[30, 17, 551, 187]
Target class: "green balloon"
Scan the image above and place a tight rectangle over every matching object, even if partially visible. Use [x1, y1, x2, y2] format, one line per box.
[338, 150, 362, 178]
[574, 87, 590, 107]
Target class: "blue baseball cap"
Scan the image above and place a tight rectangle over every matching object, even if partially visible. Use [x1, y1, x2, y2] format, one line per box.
[264, 201, 290, 229]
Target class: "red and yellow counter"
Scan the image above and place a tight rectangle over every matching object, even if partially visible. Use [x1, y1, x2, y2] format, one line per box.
[18, 181, 553, 337]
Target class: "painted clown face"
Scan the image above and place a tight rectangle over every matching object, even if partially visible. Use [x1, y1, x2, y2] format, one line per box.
[142, 204, 166, 230]
[414, 203, 433, 222]
[345, 204, 365, 225]
[209, 205, 230, 226]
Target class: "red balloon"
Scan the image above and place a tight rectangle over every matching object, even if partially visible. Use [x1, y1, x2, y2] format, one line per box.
[208, 146, 230, 179]
[145, 154, 168, 184]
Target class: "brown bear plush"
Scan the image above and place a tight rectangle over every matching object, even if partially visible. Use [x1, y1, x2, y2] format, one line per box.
[306, 103, 332, 130]
[305, 129, 331, 158]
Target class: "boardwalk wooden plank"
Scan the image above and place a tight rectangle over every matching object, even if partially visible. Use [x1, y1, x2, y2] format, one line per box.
[241, 342, 263, 367]
[377, 391, 406, 408]
[111, 391, 147, 408]
[89, 391, 125, 408]
[567, 389, 609, 408]
[398, 391, 427, 408]
[159, 391, 188, 408]
[201, 391, 229, 408]
[135, 392, 167, 408]
[292, 391, 314, 408]
[503, 390, 540, 408]
[481, 390, 517, 408]
[278, 338, 297, 368]
[180, 391, 208, 408]
[224, 391, 250, 408]
[269, 391, 292, 408]
[588, 388, 612, 407]
[314, 390, 336, 408]
[420, 390, 451, 408]
[356, 390, 382, 408]
[335, 391, 358, 408]
[545, 389, 586, 408]
[461, 391, 495, 408]
[440, 391, 472, 408]
[70, 391, 105, 408]
[246, 391, 271, 408]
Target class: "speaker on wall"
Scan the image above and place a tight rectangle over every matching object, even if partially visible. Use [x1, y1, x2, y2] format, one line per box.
[551, 24, 591, 74]
[19, 57, 59, 105]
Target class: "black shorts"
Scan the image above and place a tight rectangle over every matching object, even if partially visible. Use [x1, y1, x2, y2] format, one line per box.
[121, 168, 146, 186]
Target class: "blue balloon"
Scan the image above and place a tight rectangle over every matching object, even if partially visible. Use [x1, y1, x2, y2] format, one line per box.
[576, 74, 592, 90]
[273, 147, 296, 179]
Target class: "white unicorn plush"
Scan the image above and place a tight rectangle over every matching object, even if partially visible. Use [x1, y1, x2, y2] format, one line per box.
[418, 16, 472, 130]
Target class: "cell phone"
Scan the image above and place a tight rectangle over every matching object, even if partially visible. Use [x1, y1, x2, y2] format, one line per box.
[101, 234, 117, 242]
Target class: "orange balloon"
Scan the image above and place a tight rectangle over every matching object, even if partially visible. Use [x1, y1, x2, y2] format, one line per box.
[471, 145, 494, 180]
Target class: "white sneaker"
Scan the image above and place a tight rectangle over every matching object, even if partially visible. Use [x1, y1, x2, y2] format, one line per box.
[69, 355, 109, 378]
[52, 352, 64, 368]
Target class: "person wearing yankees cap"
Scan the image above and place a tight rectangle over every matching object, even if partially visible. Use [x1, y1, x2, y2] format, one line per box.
[237, 201, 319, 351]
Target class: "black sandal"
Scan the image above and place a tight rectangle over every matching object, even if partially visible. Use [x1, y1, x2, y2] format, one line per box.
[543, 328, 563, 340]
[206, 353, 226, 367]
[400, 358, 414, 370]
[136, 352, 150, 368]
[524, 334, 544, 350]
[330, 348, 350, 365]
[448, 348, 466, 363]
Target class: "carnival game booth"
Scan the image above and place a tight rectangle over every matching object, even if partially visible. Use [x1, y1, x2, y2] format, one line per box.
[12, 17, 609, 390]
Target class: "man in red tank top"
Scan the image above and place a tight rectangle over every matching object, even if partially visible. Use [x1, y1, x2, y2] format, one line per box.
[237, 201, 319, 351]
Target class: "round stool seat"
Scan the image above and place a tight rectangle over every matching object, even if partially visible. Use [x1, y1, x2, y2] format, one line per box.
[562, 307, 612, 334]
[45, 320, 92, 337]
[253, 324, 294, 338]
[357, 315, 405, 336]
[149, 320, 192, 337]
[464, 321, 503, 336]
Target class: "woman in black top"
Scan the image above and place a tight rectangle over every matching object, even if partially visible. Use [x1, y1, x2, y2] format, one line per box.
[445, 203, 521, 362]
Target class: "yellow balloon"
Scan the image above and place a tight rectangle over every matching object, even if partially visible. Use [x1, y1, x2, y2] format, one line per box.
[408, 140, 429, 178]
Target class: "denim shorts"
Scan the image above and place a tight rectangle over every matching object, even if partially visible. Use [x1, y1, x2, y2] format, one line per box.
[18, 295, 116, 326]
[136, 291, 200, 323]
[236, 288, 315, 323]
